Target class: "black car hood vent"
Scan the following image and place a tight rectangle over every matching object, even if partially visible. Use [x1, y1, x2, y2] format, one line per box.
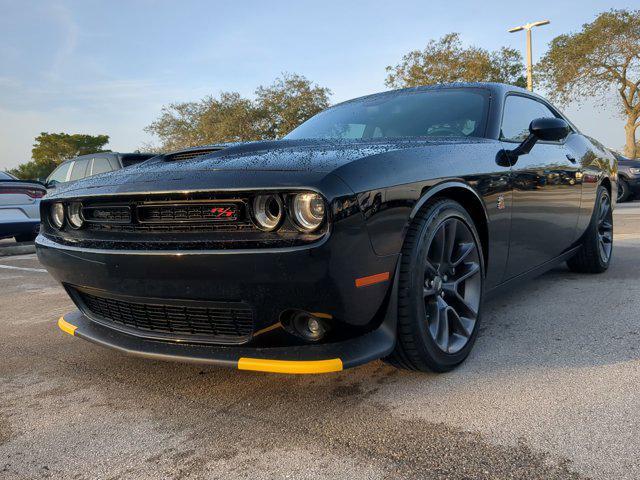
[164, 147, 228, 162]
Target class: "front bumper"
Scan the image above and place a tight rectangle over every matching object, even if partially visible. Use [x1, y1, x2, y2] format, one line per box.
[37, 216, 400, 371]
[57, 296, 397, 373]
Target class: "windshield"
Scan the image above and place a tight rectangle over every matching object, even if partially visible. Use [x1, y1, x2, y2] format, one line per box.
[285, 89, 489, 140]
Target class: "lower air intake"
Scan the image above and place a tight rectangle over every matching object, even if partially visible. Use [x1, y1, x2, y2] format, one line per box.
[74, 288, 254, 345]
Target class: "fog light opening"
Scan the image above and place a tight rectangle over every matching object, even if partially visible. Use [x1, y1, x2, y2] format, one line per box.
[282, 310, 328, 342]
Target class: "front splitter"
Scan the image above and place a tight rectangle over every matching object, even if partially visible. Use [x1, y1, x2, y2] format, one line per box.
[57, 307, 397, 374]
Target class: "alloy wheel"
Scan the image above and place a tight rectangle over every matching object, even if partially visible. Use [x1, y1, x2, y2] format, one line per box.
[597, 193, 613, 263]
[423, 218, 482, 354]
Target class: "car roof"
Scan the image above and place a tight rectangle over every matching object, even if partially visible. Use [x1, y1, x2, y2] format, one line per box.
[330, 82, 544, 108]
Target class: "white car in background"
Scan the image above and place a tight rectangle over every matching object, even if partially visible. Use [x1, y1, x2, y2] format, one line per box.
[0, 171, 46, 242]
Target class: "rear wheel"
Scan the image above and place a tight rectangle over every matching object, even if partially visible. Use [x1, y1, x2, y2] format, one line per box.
[567, 186, 613, 273]
[387, 199, 484, 372]
[617, 179, 631, 203]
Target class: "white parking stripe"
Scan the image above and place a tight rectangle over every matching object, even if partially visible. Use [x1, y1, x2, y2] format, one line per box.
[0, 264, 47, 273]
[0, 253, 38, 261]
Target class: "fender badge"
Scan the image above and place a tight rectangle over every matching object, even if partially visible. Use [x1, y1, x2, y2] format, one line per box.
[497, 194, 506, 210]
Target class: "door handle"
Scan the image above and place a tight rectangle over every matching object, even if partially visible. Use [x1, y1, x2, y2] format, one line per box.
[566, 154, 577, 163]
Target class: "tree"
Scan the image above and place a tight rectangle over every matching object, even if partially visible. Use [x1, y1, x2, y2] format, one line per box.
[254, 73, 331, 139]
[385, 33, 527, 89]
[145, 92, 261, 152]
[537, 9, 640, 158]
[145, 73, 331, 152]
[9, 133, 110, 180]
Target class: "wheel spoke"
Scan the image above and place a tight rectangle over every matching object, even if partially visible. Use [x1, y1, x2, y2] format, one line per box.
[443, 284, 478, 318]
[452, 242, 474, 267]
[429, 226, 447, 272]
[443, 220, 457, 264]
[455, 262, 480, 283]
[425, 260, 438, 275]
[423, 286, 437, 297]
[436, 300, 450, 351]
[448, 308, 473, 337]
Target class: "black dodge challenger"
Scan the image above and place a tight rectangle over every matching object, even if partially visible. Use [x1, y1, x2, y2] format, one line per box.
[36, 83, 616, 374]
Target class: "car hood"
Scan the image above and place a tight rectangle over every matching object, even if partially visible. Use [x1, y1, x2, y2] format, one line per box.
[47, 137, 489, 198]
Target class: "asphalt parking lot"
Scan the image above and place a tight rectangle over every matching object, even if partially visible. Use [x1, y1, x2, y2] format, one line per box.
[1, 202, 639, 480]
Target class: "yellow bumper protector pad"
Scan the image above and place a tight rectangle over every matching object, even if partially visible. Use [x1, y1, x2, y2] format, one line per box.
[238, 357, 343, 374]
[58, 316, 77, 336]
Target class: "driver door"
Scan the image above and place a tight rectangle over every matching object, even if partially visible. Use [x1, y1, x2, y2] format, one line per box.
[500, 94, 582, 280]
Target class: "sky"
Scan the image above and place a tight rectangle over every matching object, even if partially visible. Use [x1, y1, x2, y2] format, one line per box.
[0, 0, 633, 170]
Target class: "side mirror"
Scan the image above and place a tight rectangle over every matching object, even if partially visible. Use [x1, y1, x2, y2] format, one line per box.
[529, 117, 570, 142]
[497, 117, 570, 166]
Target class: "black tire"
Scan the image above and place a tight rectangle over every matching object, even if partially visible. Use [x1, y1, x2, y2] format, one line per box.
[14, 233, 37, 243]
[567, 186, 613, 274]
[386, 199, 484, 372]
[617, 179, 631, 203]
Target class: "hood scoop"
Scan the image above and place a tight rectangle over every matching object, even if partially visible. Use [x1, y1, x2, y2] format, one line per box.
[164, 146, 229, 162]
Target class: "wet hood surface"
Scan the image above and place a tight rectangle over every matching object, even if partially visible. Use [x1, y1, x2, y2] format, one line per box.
[47, 137, 490, 198]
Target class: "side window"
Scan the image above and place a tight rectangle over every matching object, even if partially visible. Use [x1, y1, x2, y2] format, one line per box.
[69, 158, 91, 181]
[91, 158, 114, 176]
[107, 156, 121, 170]
[47, 162, 72, 184]
[500, 95, 558, 142]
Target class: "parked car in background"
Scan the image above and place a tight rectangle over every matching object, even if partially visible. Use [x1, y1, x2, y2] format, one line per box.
[612, 152, 640, 202]
[1, 171, 46, 242]
[45, 152, 156, 191]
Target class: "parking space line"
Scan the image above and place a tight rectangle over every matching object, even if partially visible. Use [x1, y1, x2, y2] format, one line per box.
[0, 253, 38, 261]
[0, 264, 47, 273]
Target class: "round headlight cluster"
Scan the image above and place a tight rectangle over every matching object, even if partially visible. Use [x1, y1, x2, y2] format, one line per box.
[250, 192, 326, 233]
[67, 202, 84, 229]
[50, 202, 84, 229]
[252, 194, 283, 231]
[291, 192, 325, 231]
[50, 203, 65, 229]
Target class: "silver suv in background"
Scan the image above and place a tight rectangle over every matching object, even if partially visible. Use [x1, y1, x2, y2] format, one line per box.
[0, 171, 46, 242]
[45, 152, 156, 191]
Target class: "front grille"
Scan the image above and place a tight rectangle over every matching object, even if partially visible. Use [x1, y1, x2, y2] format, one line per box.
[83, 205, 131, 223]
[138, 203, 238, 223]
[76, 289, 254, 344]
[81, 199, 252, 234]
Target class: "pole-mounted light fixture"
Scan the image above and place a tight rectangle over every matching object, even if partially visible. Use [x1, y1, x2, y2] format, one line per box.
[508, 20, 550, 91]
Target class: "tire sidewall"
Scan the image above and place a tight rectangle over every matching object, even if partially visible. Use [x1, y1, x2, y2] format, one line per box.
[404, 201, 485, 369]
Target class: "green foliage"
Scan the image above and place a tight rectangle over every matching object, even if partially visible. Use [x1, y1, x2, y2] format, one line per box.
[9, 132, 110, 180]
[537, 9, 640, 158]
[254, 73, 331, 139]
[385, 33, 527, 89]
[145, 73, 331, 152]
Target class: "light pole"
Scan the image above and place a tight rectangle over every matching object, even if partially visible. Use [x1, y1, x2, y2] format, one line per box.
[508, 20, 550, 92]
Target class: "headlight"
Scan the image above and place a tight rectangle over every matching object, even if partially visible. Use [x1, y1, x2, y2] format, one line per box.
[629, 168, 640, 175]
[252, 194, 283, 231]
[50, 203, 65, 229]
[67, 202, 84, 229]
[291, 192, 325, 231]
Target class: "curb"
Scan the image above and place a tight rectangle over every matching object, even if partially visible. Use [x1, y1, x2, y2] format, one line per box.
[0, 243, 37, 256]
